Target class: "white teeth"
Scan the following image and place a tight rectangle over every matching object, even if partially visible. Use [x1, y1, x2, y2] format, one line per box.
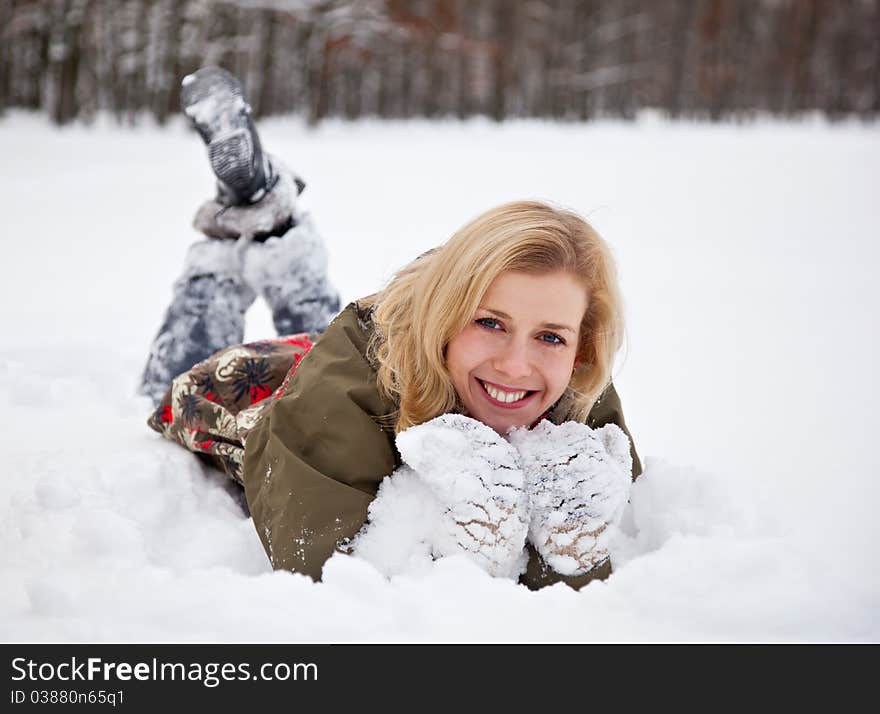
[481, 381, 527, 403]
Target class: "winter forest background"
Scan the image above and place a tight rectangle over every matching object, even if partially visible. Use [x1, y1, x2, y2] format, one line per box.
[2, 1, 879, 642]
[2, 0, 879, 125]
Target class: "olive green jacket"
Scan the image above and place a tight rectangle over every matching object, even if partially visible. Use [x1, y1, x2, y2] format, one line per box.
[243, 301, 642, 591]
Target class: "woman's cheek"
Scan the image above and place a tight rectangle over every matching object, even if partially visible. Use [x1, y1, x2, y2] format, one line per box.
[534, 344, 570, 369]
[547, 350, 577, 387]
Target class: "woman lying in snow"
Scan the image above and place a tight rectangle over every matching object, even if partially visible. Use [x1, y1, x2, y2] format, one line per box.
[141, 66, 642, 591]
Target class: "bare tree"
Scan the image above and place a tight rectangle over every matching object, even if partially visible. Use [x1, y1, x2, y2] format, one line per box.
[0, 0, 876, 124]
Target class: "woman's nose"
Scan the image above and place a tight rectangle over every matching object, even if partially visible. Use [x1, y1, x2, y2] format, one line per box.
[492, 340, 533, 380]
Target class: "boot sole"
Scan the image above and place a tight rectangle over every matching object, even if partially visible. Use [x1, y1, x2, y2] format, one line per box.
[181, 67, 263, 203]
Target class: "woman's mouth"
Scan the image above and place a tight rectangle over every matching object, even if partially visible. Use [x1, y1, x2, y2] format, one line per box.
[475, 378, 538, 408]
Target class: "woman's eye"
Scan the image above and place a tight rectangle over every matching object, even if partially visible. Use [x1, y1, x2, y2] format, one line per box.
[540, 332, 565, 345]
[475, 317, 501, 330]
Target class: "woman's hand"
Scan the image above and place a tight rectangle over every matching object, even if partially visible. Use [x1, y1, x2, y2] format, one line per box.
[395, 414, 529, 579]
[509, 420, 633, 577]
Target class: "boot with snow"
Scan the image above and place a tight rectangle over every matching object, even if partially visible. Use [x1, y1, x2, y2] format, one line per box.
[181, 66, 277, 207]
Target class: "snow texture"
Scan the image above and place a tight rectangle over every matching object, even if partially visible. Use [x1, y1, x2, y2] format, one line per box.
[1, 112, 878, 642]
[509, 421, 632, 576]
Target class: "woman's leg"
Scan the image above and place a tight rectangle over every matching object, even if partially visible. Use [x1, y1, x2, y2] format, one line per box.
[188, 158, 340, 336]
[146, 335, 315, 484]
[139, 239, 256, 405]
[243, 169, 341, 336]
[140, 66, 288, 405]
[140, 65, 335, 404]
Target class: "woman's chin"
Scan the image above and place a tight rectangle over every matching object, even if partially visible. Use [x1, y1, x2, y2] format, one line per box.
[472, 410, 538, 436]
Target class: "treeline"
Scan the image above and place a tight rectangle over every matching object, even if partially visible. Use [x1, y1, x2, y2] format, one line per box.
[1, 0, 878, 125]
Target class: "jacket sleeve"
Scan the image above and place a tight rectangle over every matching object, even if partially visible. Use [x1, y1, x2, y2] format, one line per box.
[519, 381, 641, 591]
[586, 381, 642, 480]
[242, 306, 398, 581]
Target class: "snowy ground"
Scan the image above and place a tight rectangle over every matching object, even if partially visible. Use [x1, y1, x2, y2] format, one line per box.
[1, 111, 877, 642]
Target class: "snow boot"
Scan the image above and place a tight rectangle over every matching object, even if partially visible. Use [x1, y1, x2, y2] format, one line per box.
[181, 66, 277, 206]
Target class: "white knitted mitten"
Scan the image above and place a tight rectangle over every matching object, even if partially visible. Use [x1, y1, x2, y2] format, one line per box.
[395, 414, 530, 579]
[509, 420, 633, 577]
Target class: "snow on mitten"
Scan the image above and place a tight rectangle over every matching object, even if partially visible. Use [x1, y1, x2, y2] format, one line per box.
[508, 420, 633, 577]
[395, 414, 529, 579]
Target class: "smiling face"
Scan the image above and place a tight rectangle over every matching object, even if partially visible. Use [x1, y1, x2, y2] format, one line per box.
[445, 270, 589, 436]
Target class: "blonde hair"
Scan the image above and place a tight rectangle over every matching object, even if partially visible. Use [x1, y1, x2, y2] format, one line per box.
[364, 200, 624, 432]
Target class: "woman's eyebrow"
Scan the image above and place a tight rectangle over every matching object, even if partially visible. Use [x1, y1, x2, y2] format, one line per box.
[481, 307, 577, 334]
